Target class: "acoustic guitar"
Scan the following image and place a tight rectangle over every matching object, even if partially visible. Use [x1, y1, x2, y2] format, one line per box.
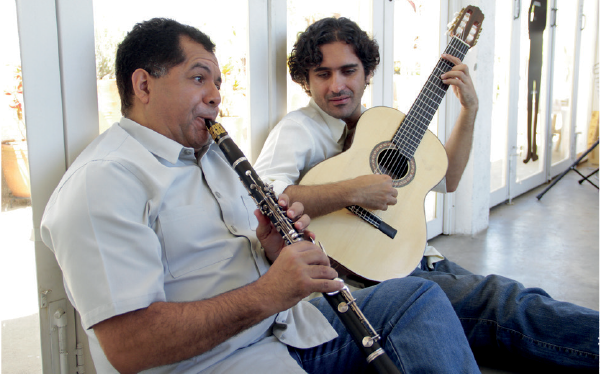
[299, 6, 484, 282]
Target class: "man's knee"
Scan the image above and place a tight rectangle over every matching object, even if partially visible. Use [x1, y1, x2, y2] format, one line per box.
[377, 276, 447, 305]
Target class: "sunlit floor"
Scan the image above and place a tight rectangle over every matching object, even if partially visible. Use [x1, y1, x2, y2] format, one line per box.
[430, 164, 599, 374]
[1, 165, 597, 374]
[1, 199, 42, 373]
[430, 164, 599, 312]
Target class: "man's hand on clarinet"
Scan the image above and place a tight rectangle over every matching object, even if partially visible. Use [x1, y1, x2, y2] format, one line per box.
[254, 194, 343, 310]
[254, 193, 312, 260]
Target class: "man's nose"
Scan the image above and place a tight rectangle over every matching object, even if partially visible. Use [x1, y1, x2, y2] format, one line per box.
[330, 72, 346, 93]
[205, 82, 221, 107]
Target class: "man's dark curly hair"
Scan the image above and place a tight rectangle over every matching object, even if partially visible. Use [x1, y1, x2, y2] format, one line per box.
[288, 17, 380, 96]
[116, 18, 216, 116]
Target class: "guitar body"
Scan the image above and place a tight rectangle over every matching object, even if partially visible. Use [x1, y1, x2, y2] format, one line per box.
[300, 107, 448, 281]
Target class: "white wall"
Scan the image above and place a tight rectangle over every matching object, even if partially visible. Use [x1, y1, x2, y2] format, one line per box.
[592, 1, 600, 111]
[446, 0, 494, 235]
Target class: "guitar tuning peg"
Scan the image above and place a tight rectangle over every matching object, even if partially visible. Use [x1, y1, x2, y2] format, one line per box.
[473, 30, 482, 46]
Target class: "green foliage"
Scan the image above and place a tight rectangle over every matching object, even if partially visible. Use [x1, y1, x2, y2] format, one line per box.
[95, 29, 122, 80]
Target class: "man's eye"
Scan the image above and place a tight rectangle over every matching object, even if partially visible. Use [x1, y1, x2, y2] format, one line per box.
[195, 76, 204, 83]
[343, 69, 356, 75]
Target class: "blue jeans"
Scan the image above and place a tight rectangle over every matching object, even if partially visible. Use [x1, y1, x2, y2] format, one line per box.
[410, 258, 599, 372]
[288, 277, 480, 373]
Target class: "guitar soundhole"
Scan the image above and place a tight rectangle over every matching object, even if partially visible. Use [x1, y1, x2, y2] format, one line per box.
[370, 142, 416, 188]
[377, 148, 409, 179]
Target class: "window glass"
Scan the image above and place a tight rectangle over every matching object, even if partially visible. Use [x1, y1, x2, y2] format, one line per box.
[93, 0, 250, 153]
[394, 0, 441, 222]
[575, 0, 598, 156]
[393, 0, 441, 124]
[490, 2, 512, 193]
[549, 1, 577, 165]
[515, 0, 550, 181]
[1, 0, 41, 372]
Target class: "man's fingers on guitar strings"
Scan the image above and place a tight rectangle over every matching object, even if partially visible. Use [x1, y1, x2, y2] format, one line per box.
[442, 72, 468, 88]
[441, 53, 462, 66]
[441, 66, 467, 80]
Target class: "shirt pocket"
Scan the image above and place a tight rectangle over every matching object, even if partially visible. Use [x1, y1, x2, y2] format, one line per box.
[159, 204, 233, 278]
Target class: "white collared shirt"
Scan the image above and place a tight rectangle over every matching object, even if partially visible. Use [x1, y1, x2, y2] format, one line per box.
[41, 118, 336, 373]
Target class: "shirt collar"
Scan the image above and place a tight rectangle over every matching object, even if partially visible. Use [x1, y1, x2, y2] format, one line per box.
[308, 98, 367, 144]
[118, 117, 199, 164]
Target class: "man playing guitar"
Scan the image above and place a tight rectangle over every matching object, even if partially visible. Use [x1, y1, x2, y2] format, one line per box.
[254, 16, 598, 372]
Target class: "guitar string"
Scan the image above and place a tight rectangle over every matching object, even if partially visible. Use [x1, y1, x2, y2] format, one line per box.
[388, 40, 468, 180]
[385, 37, 464, 173]
[379, 37, 469, 182]
[390, 39, 469, 179]
[394, 39, 468, 155]
[394, 39, 468, 172]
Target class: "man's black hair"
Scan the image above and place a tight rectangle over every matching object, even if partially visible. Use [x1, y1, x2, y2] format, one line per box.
[115, 18, 216, 116]
[288, 17, 380, 96]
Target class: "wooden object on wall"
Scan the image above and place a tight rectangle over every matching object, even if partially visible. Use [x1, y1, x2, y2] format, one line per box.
[587, 111, 599, 165]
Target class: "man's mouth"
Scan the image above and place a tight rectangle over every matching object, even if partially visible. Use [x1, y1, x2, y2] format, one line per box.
[329, 96, 351, 105]
[197, 115, 218, 128]
[328, 90, 353, 105]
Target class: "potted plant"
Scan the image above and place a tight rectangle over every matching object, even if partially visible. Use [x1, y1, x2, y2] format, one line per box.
[95, 29, 122, 133]
[2, 65, 31, 198]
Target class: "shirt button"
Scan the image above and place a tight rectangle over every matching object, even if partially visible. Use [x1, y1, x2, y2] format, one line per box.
[184, 149, 193, 155]
[231, 225, 237, 233]
[215, 192, 222, 198]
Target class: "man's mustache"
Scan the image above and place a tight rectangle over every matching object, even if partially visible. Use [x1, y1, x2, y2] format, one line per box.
[326, 91, 353, 100]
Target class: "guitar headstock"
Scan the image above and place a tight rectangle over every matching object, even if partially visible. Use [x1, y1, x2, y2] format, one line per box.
[448, 6, 484, 48]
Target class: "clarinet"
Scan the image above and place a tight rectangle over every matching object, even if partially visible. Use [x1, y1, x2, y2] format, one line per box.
[205, 120, 400, 374]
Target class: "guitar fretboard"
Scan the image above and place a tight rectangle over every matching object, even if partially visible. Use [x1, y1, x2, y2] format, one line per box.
[393, 36, 470, 158]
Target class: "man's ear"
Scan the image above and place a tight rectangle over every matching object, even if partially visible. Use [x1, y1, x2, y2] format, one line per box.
[131, 68, 151, 105]
[365, 71, 374, 86]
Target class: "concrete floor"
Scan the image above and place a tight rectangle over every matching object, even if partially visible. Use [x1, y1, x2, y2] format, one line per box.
[1, 165, 598, 373]
[429, 165, 599, 373]
[430, 166, 599, 312]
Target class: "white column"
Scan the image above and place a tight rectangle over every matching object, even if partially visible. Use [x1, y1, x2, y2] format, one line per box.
[446, 0, 495, 235]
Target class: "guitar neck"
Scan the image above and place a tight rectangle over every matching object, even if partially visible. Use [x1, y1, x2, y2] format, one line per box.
[393, 36, 471, 158]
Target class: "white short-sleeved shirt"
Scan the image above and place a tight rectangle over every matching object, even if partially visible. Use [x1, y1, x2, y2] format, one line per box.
[41, 118, 336, 373]
[254, 99, 446, 268]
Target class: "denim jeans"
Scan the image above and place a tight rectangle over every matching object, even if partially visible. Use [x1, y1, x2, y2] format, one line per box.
[410, 258, 599, 372]
[288, 277, 480, 374]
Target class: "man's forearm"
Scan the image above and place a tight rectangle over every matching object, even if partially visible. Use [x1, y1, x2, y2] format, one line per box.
[284, 174, 398, 218]
[444, 105, 478, 192]
[94, 280, 278, 374]
[283, 182, 357, 218]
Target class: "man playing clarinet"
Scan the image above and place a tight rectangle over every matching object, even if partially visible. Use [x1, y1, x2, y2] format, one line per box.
[41, 18, 479, 373]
